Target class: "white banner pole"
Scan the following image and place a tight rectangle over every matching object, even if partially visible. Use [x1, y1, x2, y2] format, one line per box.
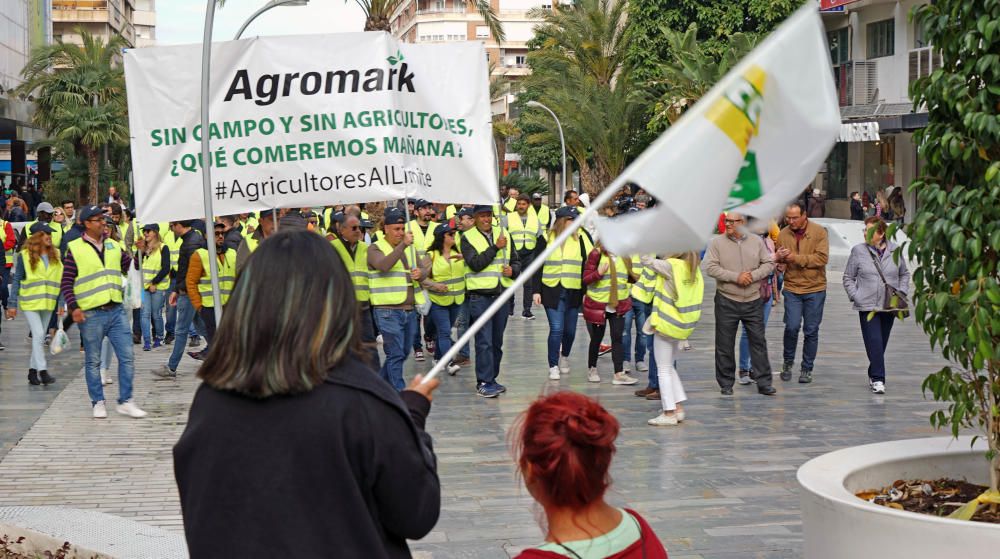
[199, 0, 223, 326]
[421, 176, 625, 384]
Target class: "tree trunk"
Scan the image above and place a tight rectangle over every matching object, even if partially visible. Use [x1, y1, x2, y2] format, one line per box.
[594, 158, 616, 194]
[576, 158, 601, 199]
[85, 147, 99, 206]
[495, 134, 507, 179]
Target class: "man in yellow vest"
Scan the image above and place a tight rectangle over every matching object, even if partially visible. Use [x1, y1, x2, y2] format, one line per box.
[367, 207, 429, 390]
[236, 208, 276, 272]
[185, 222, 236, 361]
[408, 199, 438, 361]
[61, 205, 147, 419]
[531, 192, 551, 232]
[449, 207, 476, 367]
[461, 205, 521, 398]
[332, 211, 379, 369]
[504, 194, 542, 320]
[502, 187, 519, 214]
[151, 219, 207, 379]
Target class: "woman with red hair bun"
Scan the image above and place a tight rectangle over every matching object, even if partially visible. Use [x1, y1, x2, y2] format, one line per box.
[512, 392, 668, 558]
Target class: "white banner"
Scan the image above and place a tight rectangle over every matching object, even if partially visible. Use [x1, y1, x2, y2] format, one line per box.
[595, 5, 840, 255]
[124, 33, 497, 223]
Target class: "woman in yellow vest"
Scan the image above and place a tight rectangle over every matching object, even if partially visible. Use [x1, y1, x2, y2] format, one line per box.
[530, 206, 593, 381]
[641, 252, 704, 426]
[6, 222, 63, 386]
[422, 223, 465, 375]
[137, 223, 171, 351]
[582, 240, 639, 386]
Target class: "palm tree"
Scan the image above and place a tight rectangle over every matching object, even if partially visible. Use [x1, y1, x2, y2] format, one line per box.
[352, 0, 504, 41]
[17, 30, 129, 205]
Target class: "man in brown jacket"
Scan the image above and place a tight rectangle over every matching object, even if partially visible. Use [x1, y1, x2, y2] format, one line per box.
[775, 202, 829, 384]
[704, 213, 777, 397]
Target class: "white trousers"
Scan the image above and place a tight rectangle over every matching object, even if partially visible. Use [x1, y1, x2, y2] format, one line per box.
[23, 310, 52, 371]
[655, 335, 687, 411]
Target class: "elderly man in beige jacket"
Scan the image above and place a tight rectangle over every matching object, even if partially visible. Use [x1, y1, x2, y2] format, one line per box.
[703, 213, 777, 396]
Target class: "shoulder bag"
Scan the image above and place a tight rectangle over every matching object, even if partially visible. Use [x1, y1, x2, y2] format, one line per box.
[868, 247, 909, 315]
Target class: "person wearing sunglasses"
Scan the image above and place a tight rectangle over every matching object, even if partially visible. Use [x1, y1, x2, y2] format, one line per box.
[185, 222, 236, 361]
[331, 212, 379, 370]
[422, 223, 465, 375]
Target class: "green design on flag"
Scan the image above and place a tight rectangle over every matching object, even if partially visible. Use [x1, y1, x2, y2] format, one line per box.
[726, 151, 762, 210]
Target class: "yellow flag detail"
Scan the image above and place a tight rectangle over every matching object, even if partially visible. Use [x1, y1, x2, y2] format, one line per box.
[705, 65, 767, 155]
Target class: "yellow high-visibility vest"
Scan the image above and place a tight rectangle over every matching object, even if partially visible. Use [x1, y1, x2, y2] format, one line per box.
[541, 232, 593, 290]
[142, 245, 170, 291]
[507, 211, 539, 251]
[369, 238, 423, 307]
[446, 205, 458, 219]
[25, 220, 63, 250]
[17, 249, 62, 312]
[428, 250, 465, 306]
[195, 248, 237, 308]
[533, 204, 551, 230]
[68, 237, 123, 310]
[649, 258, 704, 340]
[503, 198, 517, 213]
[162, 227, 182, 271]
[462, 227, 513, 290]
[586, 254, 630, 304]
[331, 238, 370, 304]
[407, 221, 438, 256]
[629, 255, 657, 305]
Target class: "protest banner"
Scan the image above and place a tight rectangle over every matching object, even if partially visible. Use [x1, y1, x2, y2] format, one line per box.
[124, 32, 496, 223]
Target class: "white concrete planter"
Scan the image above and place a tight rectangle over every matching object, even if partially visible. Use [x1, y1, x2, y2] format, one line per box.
[798, 436, 1000, 558]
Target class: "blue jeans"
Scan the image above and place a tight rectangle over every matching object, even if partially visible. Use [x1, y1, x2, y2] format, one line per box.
[375, 308, 412, 391]
[168, 294, 197, 371]
[165, 280, 197, 337]
[408, 308, 422, 352]
[623, 299, 651, 364]
[0, 266, 9, 308]
[140, 289, 166, 344]
[782, 290, 827, 371]
[455, 299, 470, 358]
[428, 303, 460, 360]
[859, 312, 895, 382]
[80, 305, 134, 405]
[469, 294, 509, 385]
[739, 298, 773, 371]
[543, 290, 579, 368]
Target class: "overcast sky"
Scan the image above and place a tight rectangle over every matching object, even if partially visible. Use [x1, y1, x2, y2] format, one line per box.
[156, 0, 366, 45]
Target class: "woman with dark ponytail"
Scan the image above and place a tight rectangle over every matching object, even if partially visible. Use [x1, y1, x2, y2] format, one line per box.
[512, 392, 668, 558]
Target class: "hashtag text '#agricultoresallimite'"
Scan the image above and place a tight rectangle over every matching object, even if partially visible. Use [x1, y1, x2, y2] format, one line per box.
[216, 166, 433, 202]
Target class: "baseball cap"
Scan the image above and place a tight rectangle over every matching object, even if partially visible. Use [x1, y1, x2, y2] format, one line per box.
[383, 207, 406, 225]
[413, 199, 432, 209]
[330, 211, 346, 224]
[555, 206, 580, 219]
[472, 205, 493, 215]
[78, 205, 104, 221]
[433, 223, 454, 238]
[28, 222, 53, 235]
[35, 202, 55, 214]
[456, 207, 475, 219]
[259, 209, 277, 219]
[532, 193, 543, 200]
[360, 219, 375, 229]
[142, 223, 160, 233]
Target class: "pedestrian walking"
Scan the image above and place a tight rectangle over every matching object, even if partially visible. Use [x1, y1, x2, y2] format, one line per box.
[850, 191, 865, 221]
[462, 205, 520, 398]
[7, 222, 62, 385]
[172, 230, 443, 557]
[151, 220, 206, 380]
[512, 391, 668, 558]
[843, 216, 910, 394]
[643, 252, 704, 426]
[506, 194, 542, 320]
[703, 213, 777, 396]
[331, 212, 379, 370]
[136, 224, 170, 351]
[775, 202, 829, 384]
[623, 254, 656, 375]
[532, 206, 592, 381]
[20, 201, 62, 250]
[450, 207, 476, 367]
[368, 207, 429, 391]
[582, 241, 638, 386]
[0, 212, 16, 321]
[737, 227, 779, 384]
[61, 206, 147, 419]
[185, 222, 236, 361]
[423, 223, 465, 375]
[407, 199, 438, 362]
[530, 192, 551, 232]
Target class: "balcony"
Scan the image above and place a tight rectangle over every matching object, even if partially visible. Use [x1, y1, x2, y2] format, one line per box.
[833, 60, 878, 107]
[909, 47, 943, 86]
[416, 6, 466, 14]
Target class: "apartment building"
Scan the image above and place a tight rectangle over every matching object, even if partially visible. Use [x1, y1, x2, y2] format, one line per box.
[818, 0, 932, 219]
[52, 0, 140, 47]
[133, 0, 156, 48]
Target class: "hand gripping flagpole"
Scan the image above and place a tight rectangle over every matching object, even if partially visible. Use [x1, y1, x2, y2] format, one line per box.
[420, 174, 628, 384]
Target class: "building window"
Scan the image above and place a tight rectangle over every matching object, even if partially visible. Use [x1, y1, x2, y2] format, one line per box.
[867, 19, 894, 59]
[476, 26, 489, 39]
[434, 0, 445, 9]
[828, 27, 848, 65]
[515, 55, 527, 66]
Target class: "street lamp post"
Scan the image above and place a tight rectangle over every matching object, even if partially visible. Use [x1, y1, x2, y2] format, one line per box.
[199, 0, 309, 325]
[525, 100, 566, 199]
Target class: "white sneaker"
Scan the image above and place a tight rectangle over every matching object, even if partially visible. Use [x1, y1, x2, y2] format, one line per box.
[613, 372, 639, 385]
[376, 335, 383, 346]
[447, 361, 461, 375]
[587, 367, 600, 383]
[871, 381, 885, 394]
[92, 401, 107, 419]
[647, 413, 679, 426]
[548, 366, 561, 380]
[558, 355, 570, 374]
[100, 368, 113, 385]
[116, 400, 148, 418]
[635, 361, 648, 373]
[676, 409, 686, 422]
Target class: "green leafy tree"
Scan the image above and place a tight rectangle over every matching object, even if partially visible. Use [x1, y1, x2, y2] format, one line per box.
[908, 0, 1000, 497]
[17, 30, 129, 205]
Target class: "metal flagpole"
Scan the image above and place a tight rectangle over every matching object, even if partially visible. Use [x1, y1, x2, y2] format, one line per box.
[421, 176, 626, 384]
[199, 0, 223, 325]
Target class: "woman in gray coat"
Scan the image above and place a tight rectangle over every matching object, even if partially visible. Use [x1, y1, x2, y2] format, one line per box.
[843, 217, 910, 394]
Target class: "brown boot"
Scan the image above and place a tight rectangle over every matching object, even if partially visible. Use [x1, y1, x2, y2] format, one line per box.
[634, 387, 656, 397]
[645, 390, 661, 400]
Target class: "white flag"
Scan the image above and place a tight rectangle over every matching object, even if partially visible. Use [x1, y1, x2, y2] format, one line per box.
[596, 5, 840, 255]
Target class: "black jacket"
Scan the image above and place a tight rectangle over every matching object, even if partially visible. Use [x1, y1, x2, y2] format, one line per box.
[173, 359, 440, 558]
[850, 199, 865, 221]
[530, 232, 592, 310]
[174, 228, 206, 293]
[223, 227, 243, 251]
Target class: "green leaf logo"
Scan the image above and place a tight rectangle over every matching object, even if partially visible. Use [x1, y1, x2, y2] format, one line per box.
[387, 50, 404, 66]
[387, 56, 398, 65]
